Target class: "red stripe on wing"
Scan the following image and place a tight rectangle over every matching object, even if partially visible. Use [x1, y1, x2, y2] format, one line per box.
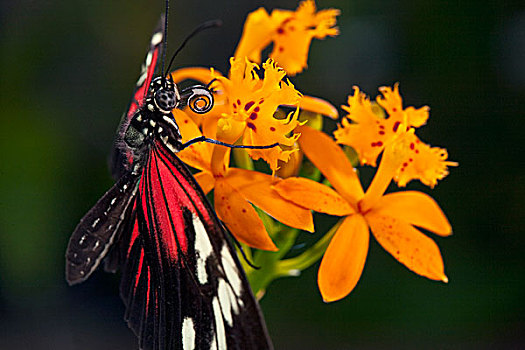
[154, 140, 216, 227]
[140, 145, 190, 261]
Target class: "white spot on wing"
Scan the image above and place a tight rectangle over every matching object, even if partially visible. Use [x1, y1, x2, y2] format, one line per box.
[220, 245, 243, 299]
[212, 297, 227, 350]
[209, 331, 217, 350]
[145, 51, 153, 66]
[151, 32, 162, 46]
[182, 317, 195, 350]
[192, 214, 214, 284]
[136, 73, 146, 86]
[91, 218, 100, 229]
[217, 279, 236, 326]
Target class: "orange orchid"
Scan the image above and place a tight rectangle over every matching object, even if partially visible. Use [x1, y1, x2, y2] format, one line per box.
[274, 125, 452, 302]
[209, 58, 302, 171]
[172, 109, 314, 252]
[234, 0, 340, 76]
[171, 58, 337, 171]
[333, 84, 457, 187]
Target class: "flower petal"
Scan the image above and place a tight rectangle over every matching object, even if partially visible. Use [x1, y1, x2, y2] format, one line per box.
[334, 87, 391, 166]
[226, 168, 314, 232]
[234, 7, 275, 63]
[318, 214, 369, 302]
[193, 171, 215, 195]
[170, 67, 217, 85]
[274, 177, 354, 216]
[335, 85, 431, 167]
[215, 179, 277, 251]
[297, 95, 338, 119]
[173, 110, 212, 172]
[377, 84, 429, 128]
[372, 191, 452, 236]
[395, 133, 458, 188]
[269, 1, 340, 75]
[366, 212, 448, 282]
[297, 125, 364, 206]
[216, 58, 302, 170]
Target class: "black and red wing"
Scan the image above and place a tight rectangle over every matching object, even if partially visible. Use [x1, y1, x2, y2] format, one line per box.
[119, 140, 273, 350]
[65, 172, 139, 284]
[111, 15, 165, 179]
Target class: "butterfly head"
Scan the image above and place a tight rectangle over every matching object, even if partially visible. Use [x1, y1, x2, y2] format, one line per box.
[152, 76, 180, 113]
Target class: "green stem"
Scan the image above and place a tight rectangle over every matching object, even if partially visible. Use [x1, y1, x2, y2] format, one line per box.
[277, 219, 342, 273]
[233, 148, 254, 170]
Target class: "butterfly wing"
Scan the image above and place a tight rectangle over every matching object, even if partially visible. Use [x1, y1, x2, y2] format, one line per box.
[111, 15, 165, 179]
[119, 140, 273, 350]
[65, 172, 139, 284]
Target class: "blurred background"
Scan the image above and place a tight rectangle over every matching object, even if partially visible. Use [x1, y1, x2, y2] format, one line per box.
[1, 0, 523, 348]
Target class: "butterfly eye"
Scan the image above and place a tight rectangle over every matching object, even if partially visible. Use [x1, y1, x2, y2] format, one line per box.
[185, 86, 214, 114]
[154, 88, 178, 111]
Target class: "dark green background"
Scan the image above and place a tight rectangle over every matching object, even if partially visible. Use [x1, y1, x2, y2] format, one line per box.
[1, 0, 523, 348]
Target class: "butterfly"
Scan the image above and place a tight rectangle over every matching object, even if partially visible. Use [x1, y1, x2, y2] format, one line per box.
[66, 15, 274, 350]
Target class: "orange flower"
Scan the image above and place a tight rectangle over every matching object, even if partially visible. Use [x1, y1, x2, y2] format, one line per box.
[211, 58, 302, 171]
[334, 84, 457, 187]
[234, 0, 340, 75]
[274, 126, 451, 302]
[173, 110, 314, 251]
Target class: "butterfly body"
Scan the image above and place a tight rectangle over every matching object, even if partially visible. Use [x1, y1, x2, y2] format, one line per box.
[66, 16, 273, 350]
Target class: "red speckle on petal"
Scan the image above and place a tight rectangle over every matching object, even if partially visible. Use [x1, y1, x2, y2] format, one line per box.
[259, 98, 264, 104]
[376, 141, 383, 147]
[249, 113, 257, 120]
[279, 46, 284, 52]
[410, 143, 415, 150]
[379, 131, 385, 135]
[227, 206, 231, 210]
[393, 121, 400, 132]
[379, 125, 385, 129]
[184, 119, 189, 124]
[270, 127, 276, 132]
[393, 108, 397, 112]
[403, 162, 408, 167]
[245, 101, 255, 111]
[409, 158, 413, 162]
[254, 106, 260, 112]
[277, 27, 284, 34]
[237, 99, 241, 105]
[247, 122, 256, 131]
[415, 149, 419, 154]
[242, 209, 246, 213]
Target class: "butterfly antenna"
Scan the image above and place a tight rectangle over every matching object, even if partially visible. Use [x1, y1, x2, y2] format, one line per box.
[161, 0, 170, 77]
[164, 19, 222, 77]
